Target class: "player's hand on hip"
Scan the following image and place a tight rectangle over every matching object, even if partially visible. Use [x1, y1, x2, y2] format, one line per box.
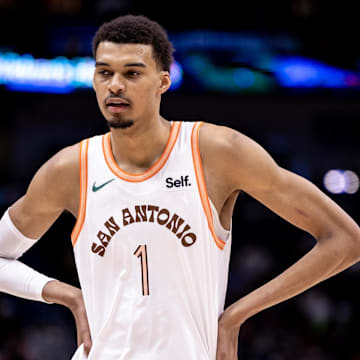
[216, 309, 241, 360]
[42, 281, 92, 356]
[70, 292, 93, 356]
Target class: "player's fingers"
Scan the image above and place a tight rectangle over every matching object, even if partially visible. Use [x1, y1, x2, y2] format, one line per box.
[83, 334, 92, 356]
[73, 300, 92, 355]
[77, 317, 92, 355]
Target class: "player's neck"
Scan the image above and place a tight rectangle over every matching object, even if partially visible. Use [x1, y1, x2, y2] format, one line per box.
[109, 115, 171, 173]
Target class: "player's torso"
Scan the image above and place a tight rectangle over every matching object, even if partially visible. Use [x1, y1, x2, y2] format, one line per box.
[71, 121, 232, 360]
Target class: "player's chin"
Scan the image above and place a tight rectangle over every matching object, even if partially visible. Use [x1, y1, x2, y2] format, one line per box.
[106, 117, 135, 130]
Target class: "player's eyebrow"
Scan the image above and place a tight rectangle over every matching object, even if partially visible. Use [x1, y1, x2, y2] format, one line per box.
[95, 61, 110, 67]
[124, 62, 146, 68]
[95, 61, 147, 68]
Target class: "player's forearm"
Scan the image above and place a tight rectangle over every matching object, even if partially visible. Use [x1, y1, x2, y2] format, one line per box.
[222, 232, 360, 328]
[0, 257, 54, 301]
[0, 209, 55, 302]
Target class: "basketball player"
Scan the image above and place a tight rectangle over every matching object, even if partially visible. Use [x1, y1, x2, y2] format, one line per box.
[0, 15, 359, 360]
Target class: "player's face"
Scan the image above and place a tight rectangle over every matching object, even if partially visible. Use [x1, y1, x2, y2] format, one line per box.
[93, 42, 171, 129]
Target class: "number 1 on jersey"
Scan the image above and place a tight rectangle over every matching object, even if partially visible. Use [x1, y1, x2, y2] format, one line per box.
[134, 244, 150, 296]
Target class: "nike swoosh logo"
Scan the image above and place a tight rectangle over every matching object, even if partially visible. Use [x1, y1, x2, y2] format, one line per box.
[92, 179, 115, 192]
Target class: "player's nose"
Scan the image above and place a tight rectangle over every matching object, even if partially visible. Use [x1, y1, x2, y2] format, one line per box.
[108, 73, 125, 94]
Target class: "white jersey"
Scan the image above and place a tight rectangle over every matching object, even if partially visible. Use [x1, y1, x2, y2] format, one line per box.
[70, 121, 232, 360]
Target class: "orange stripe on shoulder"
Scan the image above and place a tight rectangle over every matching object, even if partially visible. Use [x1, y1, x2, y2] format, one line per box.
[71, 139, 89, 246]
[191, 122, 226, 250]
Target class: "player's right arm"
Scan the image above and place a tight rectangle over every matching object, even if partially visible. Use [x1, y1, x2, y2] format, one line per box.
[0, 143, 92, 355]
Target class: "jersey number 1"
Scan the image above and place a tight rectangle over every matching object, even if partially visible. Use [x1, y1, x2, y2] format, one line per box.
[133, 245, 150, 296]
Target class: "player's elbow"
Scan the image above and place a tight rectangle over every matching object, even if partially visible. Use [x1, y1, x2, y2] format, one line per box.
[318, 226, 360, 266]
[348, 229, 360, 263]
[338, 228, 360, 265]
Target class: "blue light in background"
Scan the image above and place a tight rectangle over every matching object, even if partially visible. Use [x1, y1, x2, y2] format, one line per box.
[274, 56, 360, 88]
[233, 68, 255, 88]
[0, 52, 94, 93]
[0, 52, 183, 93]
[1, 50, 360, 93]
[169, 60, 183, 90]
[170, 31, 298, 54]
[6, 83, 74, 93]
[184, 54, 270, 92]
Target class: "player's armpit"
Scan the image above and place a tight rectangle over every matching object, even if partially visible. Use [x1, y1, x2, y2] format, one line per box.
[9, 143, 80, 240]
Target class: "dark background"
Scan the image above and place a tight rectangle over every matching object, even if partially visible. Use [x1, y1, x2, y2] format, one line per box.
[0, 1, 359, 359]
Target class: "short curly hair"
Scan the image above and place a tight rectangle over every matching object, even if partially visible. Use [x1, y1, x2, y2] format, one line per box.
[92, 15, 174, 72]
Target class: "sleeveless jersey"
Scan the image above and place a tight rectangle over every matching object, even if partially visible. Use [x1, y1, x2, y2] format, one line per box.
[70, 121, 232, 360]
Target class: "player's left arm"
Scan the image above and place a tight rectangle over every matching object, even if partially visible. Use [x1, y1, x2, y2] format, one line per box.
[202, 124, 360, 357]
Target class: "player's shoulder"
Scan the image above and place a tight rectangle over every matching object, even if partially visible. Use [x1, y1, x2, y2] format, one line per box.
[198, 122, 251, 158]
[38, 139, 90, 191]
[18, 141, 85, 216]
[198, 122, 281, 191]
[46, 142, 81, 177]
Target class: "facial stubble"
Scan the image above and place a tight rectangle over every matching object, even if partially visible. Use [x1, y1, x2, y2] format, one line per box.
[106, 116, 134, 129]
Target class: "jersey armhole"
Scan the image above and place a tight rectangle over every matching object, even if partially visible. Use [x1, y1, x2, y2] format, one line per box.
[71, 139, 89, 247]
[191, 122, 227, 250]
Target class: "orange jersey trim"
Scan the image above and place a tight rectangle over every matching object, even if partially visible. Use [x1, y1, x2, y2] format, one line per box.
[102, 121, 182, 183]
[71, 139, 89, 246]
[191, 122, 226, 250]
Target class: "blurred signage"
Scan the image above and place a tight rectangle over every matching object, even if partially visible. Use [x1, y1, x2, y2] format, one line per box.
[1, 31, 359, 93]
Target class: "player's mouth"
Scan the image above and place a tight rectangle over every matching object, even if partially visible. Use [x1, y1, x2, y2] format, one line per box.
[107, 104, 130, 113]
[105, 98, 130, 113]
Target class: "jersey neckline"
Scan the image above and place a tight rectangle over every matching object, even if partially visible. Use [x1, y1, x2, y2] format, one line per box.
[102, 121, 182, 183]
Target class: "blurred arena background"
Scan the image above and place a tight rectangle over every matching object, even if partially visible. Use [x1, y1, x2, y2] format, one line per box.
[0, 1, 359, 359]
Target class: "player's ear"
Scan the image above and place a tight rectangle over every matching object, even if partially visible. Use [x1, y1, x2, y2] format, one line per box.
[159, 71, 171, 94]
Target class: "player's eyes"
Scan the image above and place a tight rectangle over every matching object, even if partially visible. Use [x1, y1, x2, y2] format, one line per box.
[126, 71, 141, 77]
[98, 70, 112, 76]
[96, 69, 141, 78]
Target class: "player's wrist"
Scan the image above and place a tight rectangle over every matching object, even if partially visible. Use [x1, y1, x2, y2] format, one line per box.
[219, 302, 249, 331]
[42, 280, 82, 310]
